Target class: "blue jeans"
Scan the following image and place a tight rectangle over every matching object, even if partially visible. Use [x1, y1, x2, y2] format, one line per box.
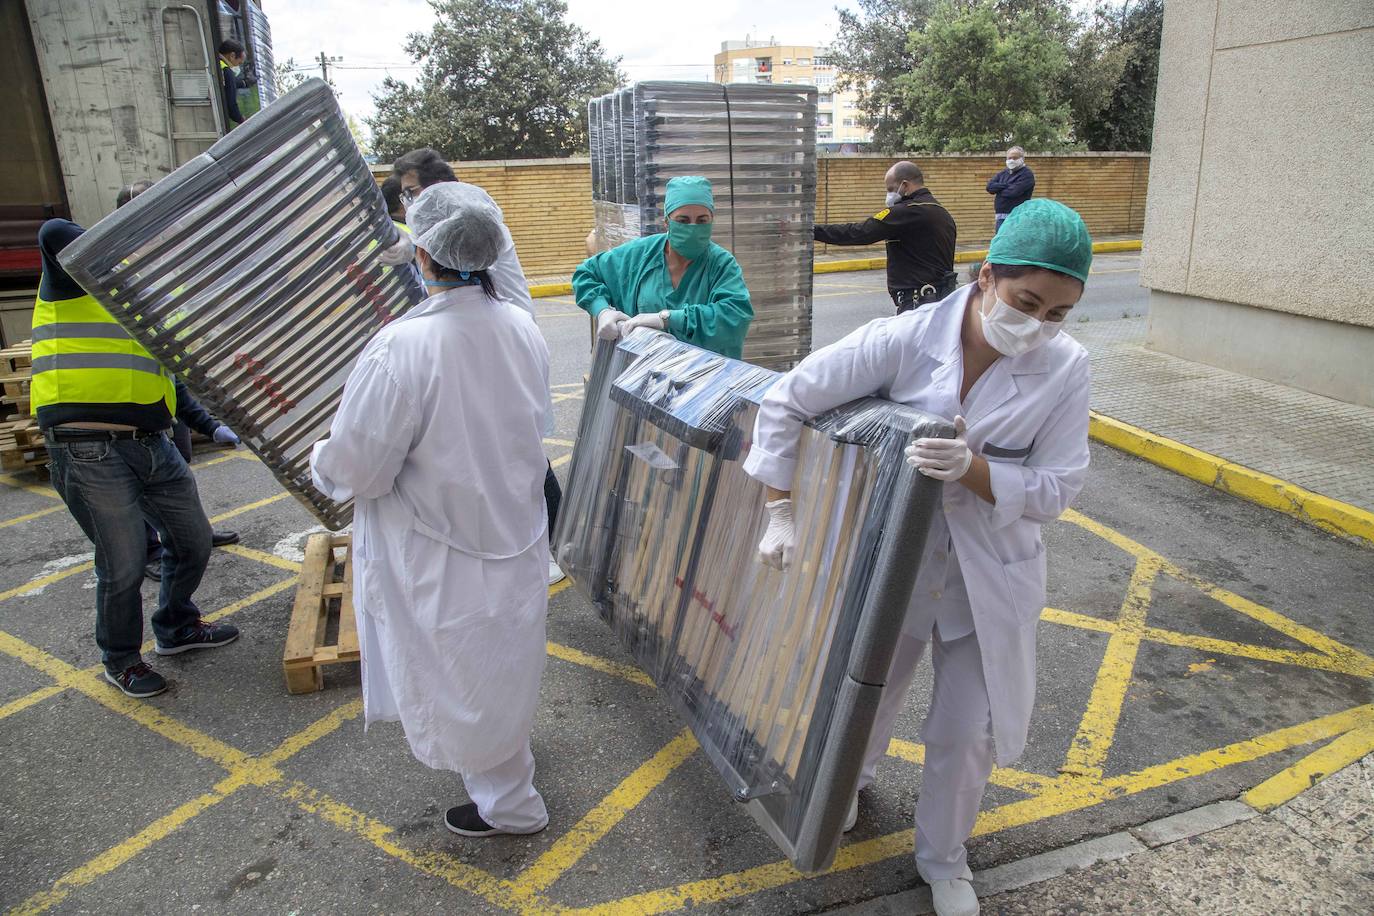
[47, 433, 212, 674]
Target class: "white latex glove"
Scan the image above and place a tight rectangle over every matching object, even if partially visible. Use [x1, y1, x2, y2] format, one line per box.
[623, 311, 666, 333]
[757, 498, 796, 571]
[212, 424, 240, 446]
[377, 233, 415, 266]
[906, 415, 974, 481]
[595, 308, 630, 341]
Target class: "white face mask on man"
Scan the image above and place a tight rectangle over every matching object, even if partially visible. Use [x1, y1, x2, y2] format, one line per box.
[1006, 157, 1025, 170]
[979, 282, 1060, 357]
[884, 182, 906, 208]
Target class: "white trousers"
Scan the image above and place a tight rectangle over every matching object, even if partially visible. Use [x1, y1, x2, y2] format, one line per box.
[859, 630, 995, 882]
[462, 740, 549, 833]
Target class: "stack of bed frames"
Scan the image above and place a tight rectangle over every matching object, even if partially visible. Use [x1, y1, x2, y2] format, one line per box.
[554, 330, 951, 872]
[59, 80, 422, 530]
[587, 81, 818, 372]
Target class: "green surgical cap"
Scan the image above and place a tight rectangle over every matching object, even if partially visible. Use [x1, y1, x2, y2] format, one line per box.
[987, 199, 1093, 283]
[664, 176, 714, 215]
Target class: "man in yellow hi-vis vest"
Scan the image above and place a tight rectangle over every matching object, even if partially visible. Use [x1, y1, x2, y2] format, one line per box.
[33, 219, 239, 698]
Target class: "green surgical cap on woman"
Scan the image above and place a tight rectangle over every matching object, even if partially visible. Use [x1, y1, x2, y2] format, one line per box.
[664, 176, 714, 216]
[987, 199, 1093, 283]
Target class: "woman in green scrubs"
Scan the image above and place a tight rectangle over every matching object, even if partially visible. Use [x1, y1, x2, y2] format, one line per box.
[572, 176, 753, 359]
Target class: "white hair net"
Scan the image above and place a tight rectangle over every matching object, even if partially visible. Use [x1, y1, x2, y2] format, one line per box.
[405, 182, 505, 273]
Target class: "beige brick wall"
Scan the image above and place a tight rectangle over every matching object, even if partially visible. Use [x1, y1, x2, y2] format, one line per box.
[377, 152, 1150, 279]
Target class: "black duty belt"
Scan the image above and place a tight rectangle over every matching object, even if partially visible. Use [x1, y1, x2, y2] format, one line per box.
[45, 427, 170, 443]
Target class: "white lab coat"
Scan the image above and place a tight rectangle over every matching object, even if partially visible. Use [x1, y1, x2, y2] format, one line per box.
[743, 285, 1091, 765]
[310, 285, 551, 774]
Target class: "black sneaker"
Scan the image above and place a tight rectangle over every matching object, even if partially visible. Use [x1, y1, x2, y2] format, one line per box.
[155, 620, 240, 656]
[104, 662, 168, 698]
[144, 561, 162, 582]
[443, 803, 546, 837]
[211, 530, 241, 547]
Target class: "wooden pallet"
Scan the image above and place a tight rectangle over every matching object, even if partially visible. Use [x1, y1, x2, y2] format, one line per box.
[283, 532, 359, 694]
[0, 342, 31, 376]
[0, 418, 46, 473]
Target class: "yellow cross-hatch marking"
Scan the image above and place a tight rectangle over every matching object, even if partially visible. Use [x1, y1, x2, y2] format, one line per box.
[2, 451, 1372, 914]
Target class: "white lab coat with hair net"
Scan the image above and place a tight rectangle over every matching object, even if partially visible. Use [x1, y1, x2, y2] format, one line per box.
[310, 285, 551, 774]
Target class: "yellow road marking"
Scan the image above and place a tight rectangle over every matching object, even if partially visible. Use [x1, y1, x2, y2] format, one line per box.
[551, 382, 584, 390]
[219, 542, 304, 573]
[189, 452, 241, 469]
[9, 699, 362, 916]
[0, 503, 65, 529]
[544, 438, 576, 448]
[208, 490, 292, 523]
[1060, 557, 1159, 778]
[1244, 720, 1374, 811]
[552, 390, 586, 404]
[546, 642, 655, 688]
[0, 561, 94, 604]
[551, 453, 572, 469]
[574, 704, 1372, 916]
[885, 739, 1060, 796]
[0, 474, 59, 499]
[0, 684, 64, 722]
[516, 730, 699, 894]
[276, 781, 558, 914]
[1062, 509, 1374, 675]
[10, 774, 256, 916]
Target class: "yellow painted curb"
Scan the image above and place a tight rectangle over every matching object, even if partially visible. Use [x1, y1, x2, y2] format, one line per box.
[1088, 412, 1374, 547]
[529, 281, 573, 298]
[530, 239, 1143, 296]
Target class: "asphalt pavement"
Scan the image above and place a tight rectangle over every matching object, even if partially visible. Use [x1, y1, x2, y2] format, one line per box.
[1, 263, 1370, 914]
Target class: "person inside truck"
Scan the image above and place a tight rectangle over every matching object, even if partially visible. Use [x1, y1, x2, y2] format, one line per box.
[218, 39, 254, 128]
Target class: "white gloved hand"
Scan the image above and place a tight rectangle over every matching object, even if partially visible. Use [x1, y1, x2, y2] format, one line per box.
[906, 415, 974, 481]
[757, 498, 796, 571]
[212, 424, 240, 446]
[623, 311, 666, 333]
[377, 233, 415, 266]
[595, 308, 630, 341]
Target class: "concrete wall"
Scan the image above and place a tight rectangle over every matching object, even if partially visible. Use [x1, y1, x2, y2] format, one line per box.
[1141, 0, 1374, 405]
[384, 152, 1151, 279]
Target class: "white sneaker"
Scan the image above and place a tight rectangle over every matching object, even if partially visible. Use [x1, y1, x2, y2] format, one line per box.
[843, 794, 858, 833]
[930, 879, 979, 916]
[548, 558, 566, 586]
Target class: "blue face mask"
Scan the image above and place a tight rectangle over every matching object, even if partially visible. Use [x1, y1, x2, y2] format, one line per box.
[667, 220, 712, 260]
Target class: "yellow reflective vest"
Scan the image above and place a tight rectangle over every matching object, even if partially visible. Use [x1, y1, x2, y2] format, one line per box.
[30, 291, 177, 418]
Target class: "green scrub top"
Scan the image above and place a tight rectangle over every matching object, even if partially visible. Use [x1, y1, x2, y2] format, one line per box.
[572, 233, 753, 359]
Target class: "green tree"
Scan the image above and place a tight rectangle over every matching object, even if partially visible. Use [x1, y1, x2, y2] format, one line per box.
[368, 0, 622, 162]
[1063, 5, 1132, 144]
[828, 0, 936, 150]
[897, 0, 1074, 152]
[1078, 0, 1162, 150]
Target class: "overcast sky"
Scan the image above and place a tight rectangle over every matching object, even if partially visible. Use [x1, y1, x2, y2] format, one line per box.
[268, 0, 843, 132]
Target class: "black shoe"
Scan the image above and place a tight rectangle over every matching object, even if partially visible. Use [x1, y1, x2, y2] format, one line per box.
[104, 662, 168, 698]
[155, 620, 240, 656]
[144, 561, 161, 582]
[443, 803, 546, 837]
[211, 530, 240, 547]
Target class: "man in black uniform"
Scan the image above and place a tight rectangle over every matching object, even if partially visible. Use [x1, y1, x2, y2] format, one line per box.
[814, 161, 958, 314]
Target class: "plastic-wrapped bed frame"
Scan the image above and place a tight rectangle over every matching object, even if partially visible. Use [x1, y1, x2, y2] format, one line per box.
[586, 81, 817, 372]
[58, 79, 422, 530]
[553, 330, 952, 872]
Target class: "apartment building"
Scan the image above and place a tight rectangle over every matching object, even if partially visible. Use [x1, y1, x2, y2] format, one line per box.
[712, 39, 872, 147]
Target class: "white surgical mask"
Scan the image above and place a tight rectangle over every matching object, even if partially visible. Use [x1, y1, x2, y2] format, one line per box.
[231, 65, 243, 76]
[1006, 157, 1024, 170]
[884, 190, 901, 207]
[979, 284, 1058, 357]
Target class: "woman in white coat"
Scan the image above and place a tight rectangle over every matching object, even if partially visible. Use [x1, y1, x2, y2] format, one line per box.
[311, 184, 553, 838]
[743, 199, 1095, 916]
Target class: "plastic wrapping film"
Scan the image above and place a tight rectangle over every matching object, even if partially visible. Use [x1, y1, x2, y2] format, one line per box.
[57, 80, 423, 530]
[586, 81, 817, 371]
[554, 331, 952, 872]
